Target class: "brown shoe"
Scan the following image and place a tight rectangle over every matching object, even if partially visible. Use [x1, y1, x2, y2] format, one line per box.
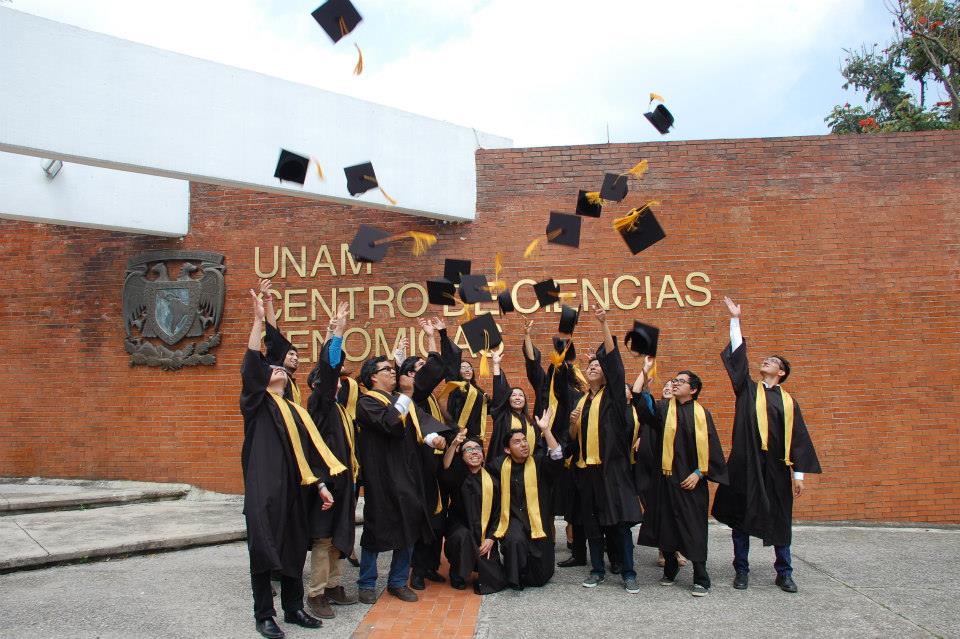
[326, 585, 358, 606]
[306, 594, 334, 620]
[358, 589, 378, 605]
[387, 585, 419, 602]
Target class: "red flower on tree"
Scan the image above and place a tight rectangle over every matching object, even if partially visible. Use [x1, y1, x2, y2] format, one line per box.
[917, 16, 928, 25]
[935, 101, 953, 107]
[930, 20, 944, 28]
[858, 117, 878, 129]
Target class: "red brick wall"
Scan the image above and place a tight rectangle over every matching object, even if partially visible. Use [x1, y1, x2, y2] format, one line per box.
[1, 131, 958, 524]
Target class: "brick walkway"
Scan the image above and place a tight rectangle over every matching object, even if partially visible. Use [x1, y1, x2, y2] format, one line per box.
[351, 556, 480, 639]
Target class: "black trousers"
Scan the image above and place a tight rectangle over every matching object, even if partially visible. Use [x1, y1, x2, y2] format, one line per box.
[251, 570, 303, 621]
[411, 534, 443, 575]
[664, 553, 710, 589]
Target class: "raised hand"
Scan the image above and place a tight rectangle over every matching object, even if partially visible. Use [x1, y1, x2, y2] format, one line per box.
[492, 350, 503, 366]
[523, 318, 534, 334]
[642, 355, 655, 376]
[535, 406, 555, 433]
[332, 301, 350, 336]
[595, 306, 607, 324]
[250, 289, 265, 321]
[419, 317, 435, 337]
[723, 296, 741, 318]
[430, 316, 446, 332]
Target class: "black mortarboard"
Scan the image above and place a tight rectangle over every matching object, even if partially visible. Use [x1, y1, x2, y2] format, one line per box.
[458, 274, 492, 304]
[600, 172, 628, 202]
[616, 206, 666, 255]
[426, 278, 457, 306]
[552, 336, 577, 363]
[558, 304, 579, 335]
[344, 162, 378, 196]
[644, 104, 674, 135]
[461, 313, 502, 353]
[545, 211, 581, 248]
[443, 259, 471, 286]
[311, 0, 363, 44]
[265, 322, 295, 366]
[532, 279, 560, 308]
[624, 320, 660, 356]
[348, 224, 390, 263]
[576, 190, 602, 217]
[497, 291, 515, 314]
[274, 149, 309, 185]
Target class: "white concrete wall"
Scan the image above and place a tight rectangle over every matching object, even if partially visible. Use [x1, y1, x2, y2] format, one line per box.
[0, 7, 512, 234]
[0, 152, 189, 236]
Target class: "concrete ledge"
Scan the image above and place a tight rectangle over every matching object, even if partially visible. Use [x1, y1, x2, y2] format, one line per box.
[0, 477, 192, 514]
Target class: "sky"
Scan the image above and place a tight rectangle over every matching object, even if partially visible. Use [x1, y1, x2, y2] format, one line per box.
[6, 0, 911, 147]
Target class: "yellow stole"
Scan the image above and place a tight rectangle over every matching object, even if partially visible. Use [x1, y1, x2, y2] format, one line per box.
[479, 467, 494, 543]
[545, 368, 559, 431]
[756, 383, 795, 466]
[340, 376, 360, 422]
[629, 406, 640, 464]
[334, 404, 360, 482]
[367, 391, 443, 514]
[574, 388, 605, 468]
[268, 392, 347, 485]
[662, 398, 709, 477]
[448, 381, 488, 440]
[494, 457, 545, 540]
[510, 413, 536, 448]
[289, 378, 302, 406]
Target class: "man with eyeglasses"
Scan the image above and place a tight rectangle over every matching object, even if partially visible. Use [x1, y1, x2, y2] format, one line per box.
[635, 365, 728, 597]
[353, 353, 445, 604]
[712, 297, 822, 593]
[440, 430, 507, 594]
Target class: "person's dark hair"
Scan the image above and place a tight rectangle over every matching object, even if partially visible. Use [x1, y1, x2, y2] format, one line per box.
[359, 355, 389, 390]
[678, 370, 703, 400]
[460, 434, 484, 455]
[509, 386, 529, 419]
[502, 429, 527, 451]
[772, 354, 791, 383]
[457, 360, 484, 392]
[287, 345, 298, 354]
[398, 355, 421, 378]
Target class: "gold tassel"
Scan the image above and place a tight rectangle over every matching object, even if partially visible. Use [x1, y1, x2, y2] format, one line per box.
[477, 331, 491, 379]
[612, 201, 659, 233]
[523, 228, 563, 259]
[550, 340, 573, 367]
[622, 160, 649, 179]
[338, 16, 349, 37]
[558, 291, 576, 301]
[353, 43, 363, 76]
[649, 92, 664, 104]
[362, 175, 398, 205]
[585, 191, 604, 206]
[485, 252, 507, 294]
[311, 158, 325, 181]
[649, 359, 658, 382]
[442, 292, 473, 321]
[372, 231, 437, 256]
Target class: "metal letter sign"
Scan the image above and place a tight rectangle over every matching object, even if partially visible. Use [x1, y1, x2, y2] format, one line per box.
[122, 250, 226, 369]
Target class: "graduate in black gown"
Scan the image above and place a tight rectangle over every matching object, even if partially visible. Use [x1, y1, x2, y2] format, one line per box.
[635, 365, 728, 596]
[440, 430, 507, 594]
[259, 279, 304, 406]
[711, 297, 822, 593]
[241, 288, 343, 639]
[446, 360, 490, 444]
[491, 406, 563, 590]
[488, 350, 543, 463]
[303, 301, 359, 619]
[399, 317, 459, 591]
[354, 354, 445, 604]
[571, 308, 643, 594]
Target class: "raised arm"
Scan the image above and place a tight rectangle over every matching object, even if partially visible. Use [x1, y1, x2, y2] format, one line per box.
[720, 296, 751, 394]
[419, 317, 438, 354]
[489, 351, 511, 417]
[247, 288, 265, 351]
[307, 301, 349, 417]
[259, 278, 278, 329]
[598, 306, 615, 354]
[522, 317, 536, 361]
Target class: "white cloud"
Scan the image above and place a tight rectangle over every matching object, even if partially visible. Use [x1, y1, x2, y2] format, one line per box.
[10, 0, 884, 146]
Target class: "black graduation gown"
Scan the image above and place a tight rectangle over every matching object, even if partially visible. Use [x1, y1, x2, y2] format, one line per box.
[447, 382, 489, 441]
[711, 340, 822, 547]
[412, 350, 454, 531]
[492, 453, 562, 588]
[630, 393, 655, 503]
[573, 343, 643, 538]
[355, 389, 433, 552]
[487, 372, 544, 463]
[636, 397, 728, 562]
[305, 341, 356, 557]
[440, 459, 507, 594]
[240, 349, 332, 577]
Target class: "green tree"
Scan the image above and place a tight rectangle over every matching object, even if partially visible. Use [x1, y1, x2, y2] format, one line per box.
[826, 0, 959, 133]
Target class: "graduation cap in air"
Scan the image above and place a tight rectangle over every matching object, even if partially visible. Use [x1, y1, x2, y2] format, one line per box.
[344, 162, 396, 204]
[558, 304, 579, 335]
[497, 291, 515, 314]
[576, 190, 603, 217]
[443, 259, 471, 286]
[264, 322, 295, 366]
[461, 313, 502, 354]
[546, 212, 581, 248]
[274, 149, 311, 185]
[552, 336, 577, 363]
[312, 0, 363, 43]
[532, 279, 560, 308]
[459, 274, 492, 304]
[426, 278, 457, 306]
[624, 320, 660, 356]
[612, 203, 666, 255]
[347, 224, 437, 263]
[644, 104, 675, 135]
[600, 172, 628, 202]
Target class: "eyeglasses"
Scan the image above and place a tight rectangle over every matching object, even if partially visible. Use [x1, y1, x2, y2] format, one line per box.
[375, 366, 394, 374]
[461, 446, 482, 454]
[671, 378, 690, 386]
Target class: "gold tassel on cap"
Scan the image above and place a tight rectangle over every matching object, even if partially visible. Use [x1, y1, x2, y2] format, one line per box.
[585, 191, 604, 206]
[372, 231, 437, 256]
[550, 339, 573, 367]
[362, 175, 397, 205]
[485, 252, 507, 294]
[613, 201, 660, 233]
[649, 92, 664, 104]
[443, 292, 473, 321]
[523, 228, 563, 259]
[311, 158, 325, 181]
[353, 43, 363, 75]
[338, 16, 349, 37]
[477, 331, 492, 379]
[621, 160, 649, 179]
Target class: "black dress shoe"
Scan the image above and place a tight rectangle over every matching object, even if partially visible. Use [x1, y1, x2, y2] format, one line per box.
[410, 573, 426, 590]
[283, 609, 322, 628]
[347, 554, 360, 568]
[775, 574, 798, 593]
[425, 569, 446, 583]
[255, 618, 285, 639]
[450, 575, 467, 590]
[733, 572, 749, 590]
[557, 556, 587, 568]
